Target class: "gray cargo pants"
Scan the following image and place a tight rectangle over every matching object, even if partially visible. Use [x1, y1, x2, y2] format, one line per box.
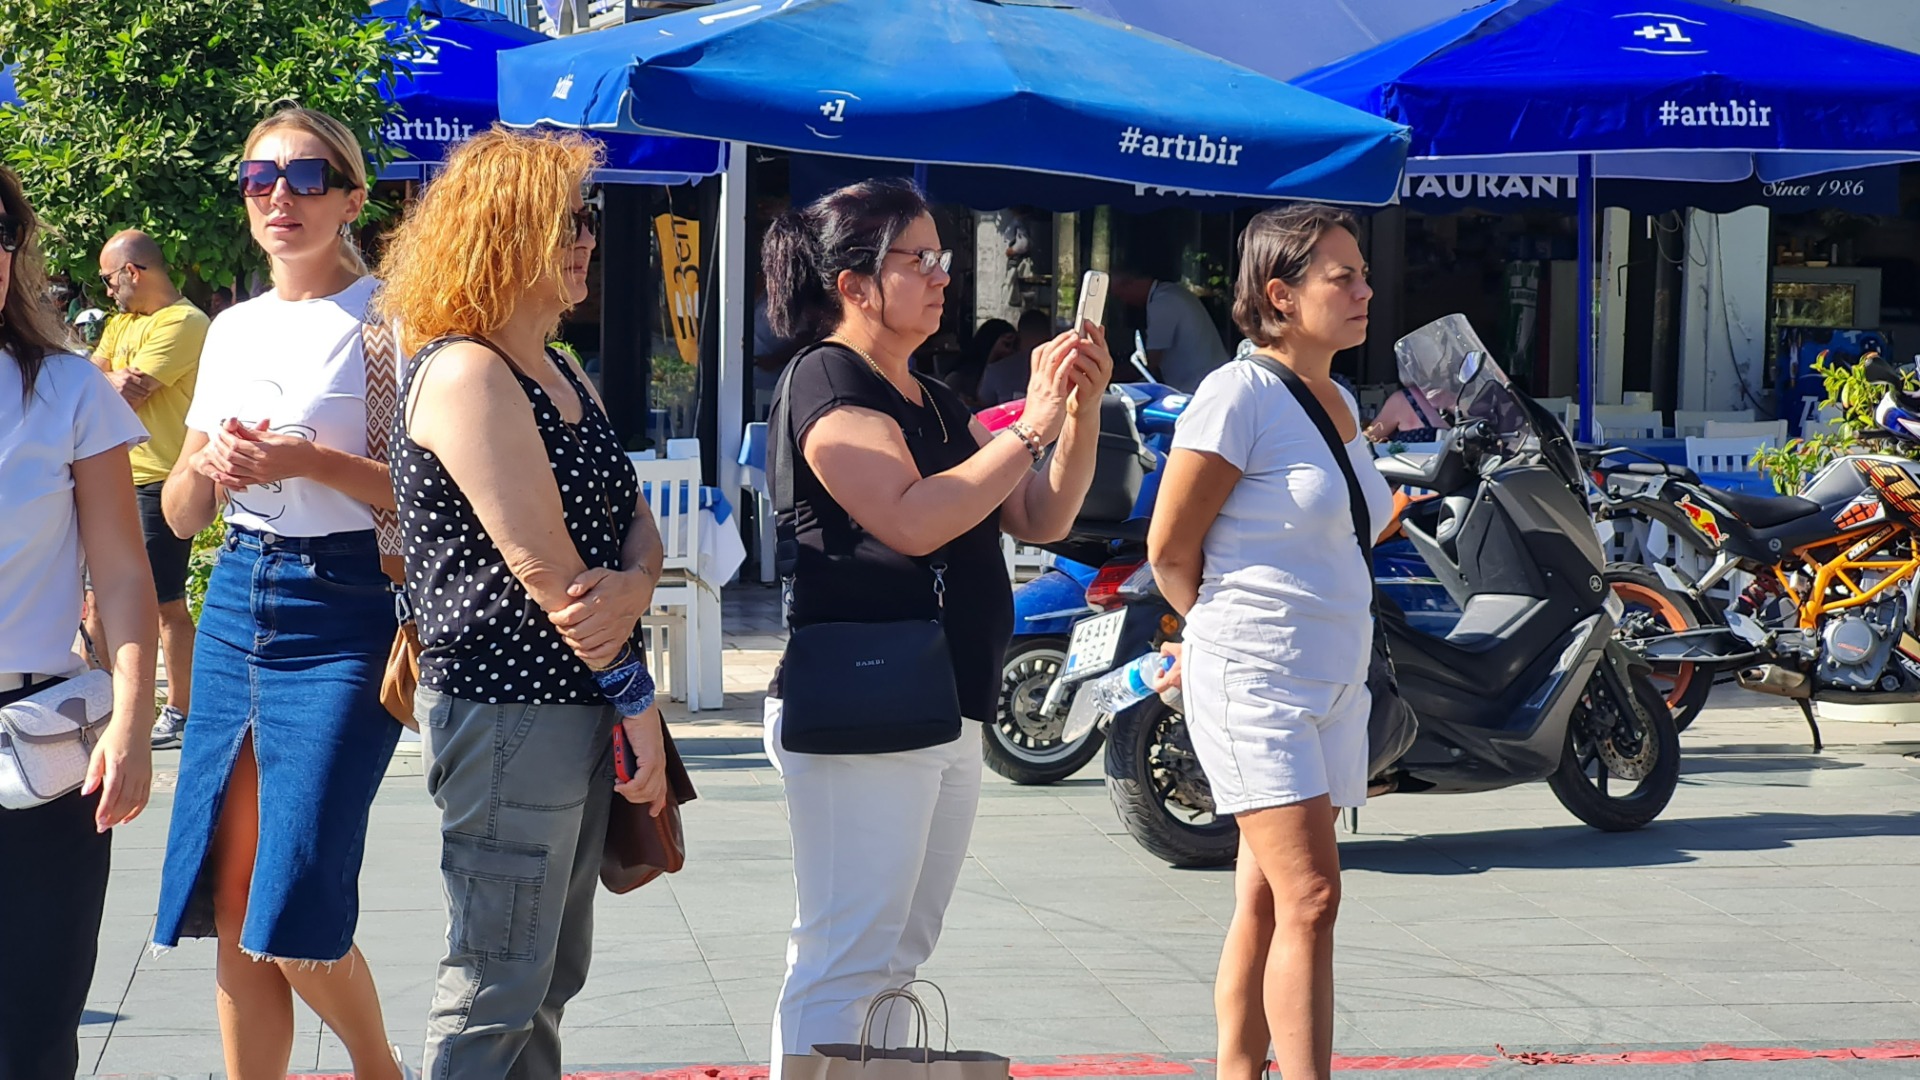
[418, 686, 618, 1080]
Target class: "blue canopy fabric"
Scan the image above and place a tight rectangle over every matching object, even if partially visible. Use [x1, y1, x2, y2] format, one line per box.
[1294, 0, 1920, 439]
[1294, 0, 1920, 183]
[496, 0, 1410, 205]
[371, 0, 723, 184]
[1070, 0, 1484, 83]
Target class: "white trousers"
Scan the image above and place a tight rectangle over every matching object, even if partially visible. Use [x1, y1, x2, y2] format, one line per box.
[763, 699, 983, 1074]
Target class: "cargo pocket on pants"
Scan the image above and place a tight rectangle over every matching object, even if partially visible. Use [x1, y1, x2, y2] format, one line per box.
[441, 832, 547, 963]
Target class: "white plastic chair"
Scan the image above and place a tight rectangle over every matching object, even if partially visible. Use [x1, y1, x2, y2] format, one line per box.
[1594, 411, 1662, 440]
[1685, 436, 1772, 475]
[1674, 409, 1755, 438]
[1000, 535, 1053, 581]
[631, 454, 712, 711]
[738, 422, 775, 585]
[1704, 419, 1789, 443]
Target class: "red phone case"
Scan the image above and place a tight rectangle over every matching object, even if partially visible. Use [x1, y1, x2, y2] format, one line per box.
[612, 723, 636, 784]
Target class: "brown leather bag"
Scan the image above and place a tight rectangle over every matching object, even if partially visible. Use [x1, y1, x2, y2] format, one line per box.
[362, 319, 421, 731]
[600, 723, 699, 893]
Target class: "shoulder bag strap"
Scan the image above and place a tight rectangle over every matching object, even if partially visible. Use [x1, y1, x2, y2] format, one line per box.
[768, 344, 948, 606]
[1242, 354, 1373, 561]
[360, 319, 405, 571]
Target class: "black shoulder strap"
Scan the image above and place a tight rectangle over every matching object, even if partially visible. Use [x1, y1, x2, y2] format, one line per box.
[768, 343, 947, 582]
[1242, 354, 1373, 559]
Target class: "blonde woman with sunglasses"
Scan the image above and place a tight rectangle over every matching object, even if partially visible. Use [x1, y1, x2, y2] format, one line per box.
[154, 106, 412, 1080]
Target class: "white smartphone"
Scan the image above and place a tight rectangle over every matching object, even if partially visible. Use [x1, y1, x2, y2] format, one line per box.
[1074, 269, 1110, 336]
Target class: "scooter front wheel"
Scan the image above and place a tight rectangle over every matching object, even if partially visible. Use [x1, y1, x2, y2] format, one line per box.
[1548, 669, 1681, 831]
[985, 637, 1105, 785]
[1105, 698, 1238, 868]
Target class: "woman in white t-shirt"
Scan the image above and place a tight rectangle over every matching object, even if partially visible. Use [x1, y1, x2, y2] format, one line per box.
[0, 167, 159, 1079]
[153, 108, 411, 1080]
[1147, 204, 1390, 1080]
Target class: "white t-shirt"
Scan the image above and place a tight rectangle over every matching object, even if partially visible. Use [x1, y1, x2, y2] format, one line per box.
[1147, 282, 1231, 393]
[185, 276, 380, 537]
[0, 351, 148, 675]
[1174, 359, 1395, 686]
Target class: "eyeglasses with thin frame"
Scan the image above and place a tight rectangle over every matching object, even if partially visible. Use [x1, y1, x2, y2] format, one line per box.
[100, 262, 146, 287]
[887, 247, 952, 276]
[237, 158, 359, 198]
[0, 215, 19, 254]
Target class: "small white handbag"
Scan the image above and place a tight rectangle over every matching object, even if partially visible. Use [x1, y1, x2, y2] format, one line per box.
[0, 669, 115, 810]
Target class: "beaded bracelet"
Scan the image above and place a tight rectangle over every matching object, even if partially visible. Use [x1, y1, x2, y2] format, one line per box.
[590, 643, 658, 717]
[1007, 421, 1045, 464]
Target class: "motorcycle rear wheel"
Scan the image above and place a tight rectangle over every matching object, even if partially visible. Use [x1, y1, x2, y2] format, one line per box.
[985, 637, 1104, 785]
[1605, 561, 1714, 732]
[1105, 697, 1239, 868]
[1548, 668, 1681, 832]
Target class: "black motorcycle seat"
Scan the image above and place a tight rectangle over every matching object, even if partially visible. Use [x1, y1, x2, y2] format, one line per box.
[1702, 486, 1823, 529]
[1065, 518, 1148, 546]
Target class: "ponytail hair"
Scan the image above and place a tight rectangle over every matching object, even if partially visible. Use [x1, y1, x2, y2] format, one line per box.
[763, 177, 930, 342]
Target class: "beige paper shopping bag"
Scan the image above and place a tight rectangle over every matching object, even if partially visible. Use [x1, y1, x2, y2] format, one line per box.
[780, 983, 1009, 1080]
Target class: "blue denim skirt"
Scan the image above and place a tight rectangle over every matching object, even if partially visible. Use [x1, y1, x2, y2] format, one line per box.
[152, 527, 400, 962]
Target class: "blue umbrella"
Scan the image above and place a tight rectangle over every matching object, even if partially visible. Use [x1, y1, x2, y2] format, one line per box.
[1294, 0, 1920, 437]
[371, 0, 723, 184]
[496, 0, 1409, 204]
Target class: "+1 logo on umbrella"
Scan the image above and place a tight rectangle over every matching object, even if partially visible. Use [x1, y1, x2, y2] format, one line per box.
[1618, 11, 1707, 55]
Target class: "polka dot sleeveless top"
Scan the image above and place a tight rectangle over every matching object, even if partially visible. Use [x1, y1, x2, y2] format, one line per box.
[391, 338, 640, 704]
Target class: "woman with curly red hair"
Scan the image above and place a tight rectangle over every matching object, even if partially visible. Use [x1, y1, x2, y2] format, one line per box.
[377, 127, 667, 1078]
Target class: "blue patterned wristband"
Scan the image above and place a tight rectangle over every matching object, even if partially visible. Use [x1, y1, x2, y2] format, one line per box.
[592, 644, 657, 717]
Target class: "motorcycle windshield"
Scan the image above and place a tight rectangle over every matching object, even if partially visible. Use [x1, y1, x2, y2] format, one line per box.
[1394, 314, 1584, 496]
[1394, 315, 1516, 432]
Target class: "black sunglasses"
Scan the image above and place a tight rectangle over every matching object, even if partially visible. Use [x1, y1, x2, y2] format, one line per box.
[100, 262, 146, 286]
[237, 158, 358, 198]
[0, 215, 18, 254]
[569, 204, 600, 237]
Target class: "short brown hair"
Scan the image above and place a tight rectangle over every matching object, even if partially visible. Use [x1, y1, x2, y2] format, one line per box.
[1232, 203, 1359, 349]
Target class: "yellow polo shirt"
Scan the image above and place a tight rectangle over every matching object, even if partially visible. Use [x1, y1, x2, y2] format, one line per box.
[93, 298, 208, 485]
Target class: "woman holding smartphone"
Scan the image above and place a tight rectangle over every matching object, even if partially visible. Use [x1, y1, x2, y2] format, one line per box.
[155, 107, 409, 1080]
[760, 179, 1111, 1074]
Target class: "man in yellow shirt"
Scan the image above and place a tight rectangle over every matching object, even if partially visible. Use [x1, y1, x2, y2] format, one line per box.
[90, 229, 209, 749]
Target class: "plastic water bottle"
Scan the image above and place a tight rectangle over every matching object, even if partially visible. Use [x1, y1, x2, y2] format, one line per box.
[1085, 653, 1176, 715]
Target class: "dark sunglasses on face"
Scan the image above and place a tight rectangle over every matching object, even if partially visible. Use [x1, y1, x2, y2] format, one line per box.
[569, 204, 600, 237]
[0, 215, 19, 254]
[237, 158, 358, 198]
[100, 262, 146, 287]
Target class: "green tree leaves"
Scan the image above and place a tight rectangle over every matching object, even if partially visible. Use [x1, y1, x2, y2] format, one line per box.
[0, 0, 414, 290]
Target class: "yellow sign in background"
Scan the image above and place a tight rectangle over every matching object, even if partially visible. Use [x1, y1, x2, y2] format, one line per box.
[655, 213, 702, 366]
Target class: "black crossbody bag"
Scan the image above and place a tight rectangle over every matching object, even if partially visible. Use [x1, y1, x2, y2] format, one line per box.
[1242, 355, 1419, 779]
[769, 352, 963, 755]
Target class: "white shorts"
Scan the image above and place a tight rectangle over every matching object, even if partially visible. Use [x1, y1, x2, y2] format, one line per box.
[1183, 641, 1370, 814]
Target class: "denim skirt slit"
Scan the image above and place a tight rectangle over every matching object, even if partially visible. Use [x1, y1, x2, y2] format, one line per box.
[151, 527, 401, 963]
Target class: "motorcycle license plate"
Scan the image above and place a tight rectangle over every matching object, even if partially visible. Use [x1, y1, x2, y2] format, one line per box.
[1063, 610, 1127, 680]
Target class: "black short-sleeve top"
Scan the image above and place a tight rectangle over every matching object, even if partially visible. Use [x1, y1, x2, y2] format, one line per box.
[773, 343, 1014, 722]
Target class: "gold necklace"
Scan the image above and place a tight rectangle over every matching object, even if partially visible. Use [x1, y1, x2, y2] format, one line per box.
[829, 338, 949, 444]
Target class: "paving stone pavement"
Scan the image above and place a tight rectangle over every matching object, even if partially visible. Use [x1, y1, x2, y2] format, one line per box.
[88, 589, 1920, 1076]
